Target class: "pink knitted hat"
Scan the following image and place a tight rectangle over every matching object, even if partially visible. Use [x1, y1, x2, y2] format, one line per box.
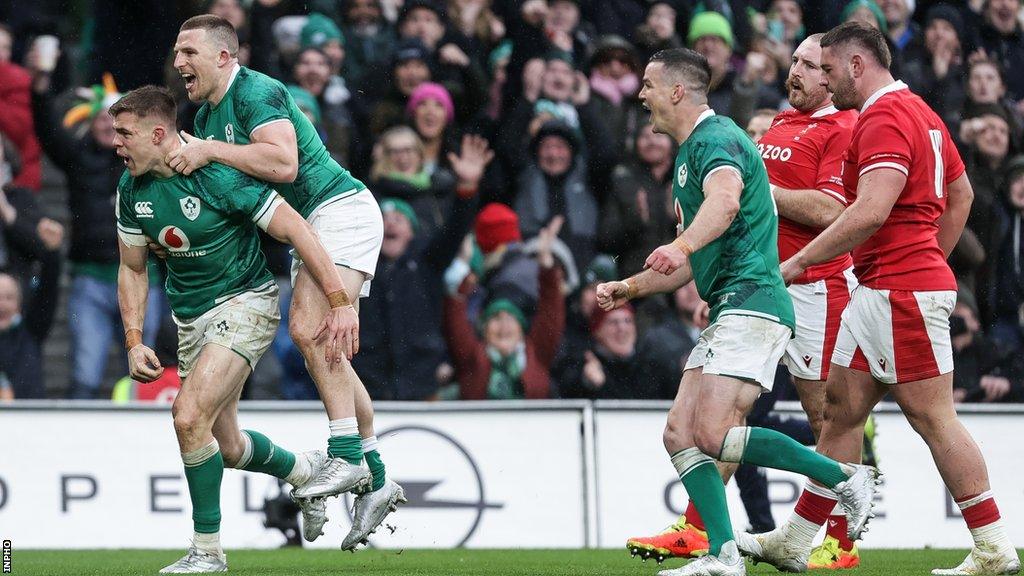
[407, 82, 455, 123]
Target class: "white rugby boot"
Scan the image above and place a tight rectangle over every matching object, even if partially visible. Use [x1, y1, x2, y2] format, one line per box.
[290, 450, 330, 542]
[832, 464, 882, 540]
[158, 546, 227, 573]
[734, 526, 809, 573]
[291, 457, 371, 499]
[932, 545, 1020, 575]
[657, 540, 746, 576]
[341, 479, 407, 550]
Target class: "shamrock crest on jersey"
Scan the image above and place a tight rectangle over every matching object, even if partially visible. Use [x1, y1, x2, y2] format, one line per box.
[180, 196, 201, 220]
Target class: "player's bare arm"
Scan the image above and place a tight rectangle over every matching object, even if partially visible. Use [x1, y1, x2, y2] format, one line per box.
[782, 167, 906, 283]
[596, 265, 692, 312]
[936, 172, 974, 257]
[645, 168, 742, 275]
[772, 185, 844, 228]
[264, 201, 359, 364]
[167, 122, 299, 182]
[116, 237, 163, 383]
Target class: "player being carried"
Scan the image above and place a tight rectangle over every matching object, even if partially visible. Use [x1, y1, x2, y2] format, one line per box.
[166, 15, 401, 548]
[626, 34, 869, 570]
[113, 86, 357, 573]
[596, 47, 879, 576]
[734, 22, 1019, 576]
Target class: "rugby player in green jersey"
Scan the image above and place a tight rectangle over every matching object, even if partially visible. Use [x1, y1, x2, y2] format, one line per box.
[595, 49, 879, 576]
[113, 86, 360, 573]
[164, 15, 402, 548]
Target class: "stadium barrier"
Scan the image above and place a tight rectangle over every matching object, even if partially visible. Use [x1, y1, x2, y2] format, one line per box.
[1, 400, 1022, 549]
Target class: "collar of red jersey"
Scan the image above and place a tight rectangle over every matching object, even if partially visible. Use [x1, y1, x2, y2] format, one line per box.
[861, 80, 908, 113]
[810, 104, 839, 118]
[693, 108, 716, 131]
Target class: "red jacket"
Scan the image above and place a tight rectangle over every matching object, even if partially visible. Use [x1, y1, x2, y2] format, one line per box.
[444, 265, 565, 399]
[0, 62, 42, 190]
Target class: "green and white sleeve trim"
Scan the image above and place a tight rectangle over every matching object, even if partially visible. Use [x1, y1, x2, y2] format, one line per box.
[117, 224, 148, 247]
[253, 192, 285, 231]
[250, 118, 290, 137]
[703, 164, 743, 189]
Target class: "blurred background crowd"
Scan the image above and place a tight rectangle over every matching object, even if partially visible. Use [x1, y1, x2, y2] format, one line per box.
[2, 0, 1024, 404]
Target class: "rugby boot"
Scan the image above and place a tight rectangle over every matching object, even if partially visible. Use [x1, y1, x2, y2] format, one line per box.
[159, 546, 227, 573]
[341, 479, 407, 550]
[627, 516, 709, 563]
[291, 457, 371, 499]
[290, 450, 330, 542]
[734, 525, 810, 573]
[832, 464, 881, 540]
[657, 541, 745, 576]
[932, 545, 1020, 575]
[808, 536, 860, 570]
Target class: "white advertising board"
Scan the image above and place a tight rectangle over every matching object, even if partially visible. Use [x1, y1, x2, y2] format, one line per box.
[0, 404, 588, 549]
[1, 402, 1022, 549]
[594, 407, 1024, 549]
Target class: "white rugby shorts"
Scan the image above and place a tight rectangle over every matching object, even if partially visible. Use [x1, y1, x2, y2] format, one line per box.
[290, 189, 384, 298]
[173, 282, 280, 378]
[684, 314, 793, 391]
[831, 285, 955, 384]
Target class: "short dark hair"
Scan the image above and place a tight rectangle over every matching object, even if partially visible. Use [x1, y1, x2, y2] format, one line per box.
[649, 48, 711, 98]
[967, 57, 1006, 85]
[820, 21, 891, 70]
[180, 14, 239, 56]
[109, 86, 177, 126]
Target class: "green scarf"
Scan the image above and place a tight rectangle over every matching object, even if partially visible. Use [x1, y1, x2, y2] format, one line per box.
[387, 170, 432, 190]
[486, 344, 526, 399]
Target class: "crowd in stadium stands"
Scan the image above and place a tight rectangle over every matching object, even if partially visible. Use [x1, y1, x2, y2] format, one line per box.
[3, 0, 1024, 403]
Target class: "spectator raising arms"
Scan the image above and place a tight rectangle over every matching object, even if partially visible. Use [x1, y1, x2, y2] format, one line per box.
[354, 134, 492, 400]
[444, 216, 566, 399]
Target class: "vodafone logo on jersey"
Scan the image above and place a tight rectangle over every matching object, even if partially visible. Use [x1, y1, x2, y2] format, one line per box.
[158, 226, 191, 252]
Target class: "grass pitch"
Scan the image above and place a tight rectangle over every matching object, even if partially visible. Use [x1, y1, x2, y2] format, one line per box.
[10, 548, 991, 575]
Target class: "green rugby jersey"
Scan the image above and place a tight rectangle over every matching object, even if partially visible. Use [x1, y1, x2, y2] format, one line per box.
[193, 65, 364, 218]
[116, 163, 279, 319]
[672, 110, 795, 330]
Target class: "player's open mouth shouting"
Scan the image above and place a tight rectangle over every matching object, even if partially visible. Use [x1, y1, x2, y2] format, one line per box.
[180, 72, 198, 94]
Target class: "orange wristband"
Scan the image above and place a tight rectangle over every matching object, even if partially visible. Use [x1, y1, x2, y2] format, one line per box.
[125, 328, 143, 350]
[327, 289, 352, 309]
[625, 277, 639, 300]
[672, 236, 695, 256]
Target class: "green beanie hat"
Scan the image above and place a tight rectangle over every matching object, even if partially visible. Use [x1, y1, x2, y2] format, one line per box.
[841, 0, 888, 35]
[380, 197, 419, 232]
[301, 13, 344, 49]
[287, 85, 322, 125]
[687, 11, 734, 48]
[481, 298, 528, 331]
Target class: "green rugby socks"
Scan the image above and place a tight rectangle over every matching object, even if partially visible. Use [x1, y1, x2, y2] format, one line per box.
[328, 418, 363, 465]
[182, 439, 224, 540]
[236, 429, 298, 479]
[720, 426, 850, 488]
[671, 447, 733, 556]
[362, 436, 387, 491]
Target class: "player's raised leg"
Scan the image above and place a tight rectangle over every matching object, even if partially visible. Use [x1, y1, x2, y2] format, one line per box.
[289, 264, 372, 499]
[212, 392, 328, 542]
[342, 374, 407, 550]
[890, 377, 1019, 576]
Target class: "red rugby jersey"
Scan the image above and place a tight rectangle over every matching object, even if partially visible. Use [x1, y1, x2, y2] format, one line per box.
[759, 104, 857, 284]
[843, 81, 964, 291]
